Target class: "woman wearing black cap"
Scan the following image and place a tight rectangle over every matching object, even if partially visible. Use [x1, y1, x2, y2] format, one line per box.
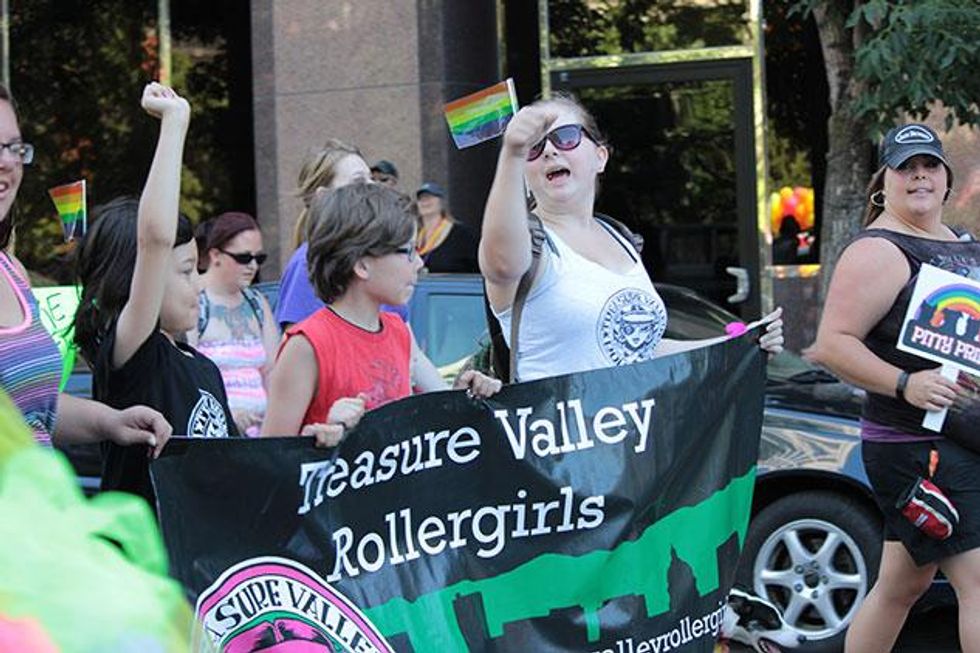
[808, 124, 980, 652]
[415, 181, 478, 273]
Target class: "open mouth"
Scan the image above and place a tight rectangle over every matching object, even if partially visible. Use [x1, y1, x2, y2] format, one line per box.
[546, 168, 570, 182]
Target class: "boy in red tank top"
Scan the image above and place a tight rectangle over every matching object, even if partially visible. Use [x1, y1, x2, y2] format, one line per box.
[262, 183, 500, 445]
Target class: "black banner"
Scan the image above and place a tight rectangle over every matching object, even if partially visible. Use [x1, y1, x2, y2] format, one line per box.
[153, 336, 764, 652]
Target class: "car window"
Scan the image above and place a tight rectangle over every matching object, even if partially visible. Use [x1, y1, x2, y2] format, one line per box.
[423, 293, 488, 367]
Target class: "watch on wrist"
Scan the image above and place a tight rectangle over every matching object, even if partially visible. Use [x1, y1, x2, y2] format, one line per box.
[896, 370, 910, 401]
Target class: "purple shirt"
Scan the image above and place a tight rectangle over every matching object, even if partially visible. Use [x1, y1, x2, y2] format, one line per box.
[274, 243, 409, 327]
[860, 418, 941, 444]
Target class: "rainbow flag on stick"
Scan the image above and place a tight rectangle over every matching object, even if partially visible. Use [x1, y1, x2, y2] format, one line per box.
[444, 78, 519, 149]
[47, 180, 87, 242]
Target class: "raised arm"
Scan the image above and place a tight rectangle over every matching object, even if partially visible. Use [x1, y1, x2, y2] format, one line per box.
[479, 106, 556, 311]
[112, 83, 190, 367]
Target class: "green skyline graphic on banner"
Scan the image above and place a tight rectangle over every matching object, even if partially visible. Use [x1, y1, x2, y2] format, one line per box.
[366, 470, 755, 649]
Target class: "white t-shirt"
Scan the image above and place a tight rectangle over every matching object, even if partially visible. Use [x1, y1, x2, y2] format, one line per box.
[495, 220, 667, 381]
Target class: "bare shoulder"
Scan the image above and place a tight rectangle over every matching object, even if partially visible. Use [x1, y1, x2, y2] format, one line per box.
[279, 332, 314, 362]
[835, 234, 910, 283]
[823, 233, 911, 330]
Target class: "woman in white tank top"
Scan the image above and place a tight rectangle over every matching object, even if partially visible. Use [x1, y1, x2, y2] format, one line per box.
[479, 92, 784, 382]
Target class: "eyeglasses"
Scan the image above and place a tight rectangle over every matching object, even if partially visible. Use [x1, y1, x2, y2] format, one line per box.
[526, 124, 597, 162]
[392, 246, 418, 262]
[220, 249, 267, 265]
[0, 141, 34, 165]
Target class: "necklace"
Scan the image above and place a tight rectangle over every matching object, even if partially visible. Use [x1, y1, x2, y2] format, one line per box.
[417, 217, 450, 256]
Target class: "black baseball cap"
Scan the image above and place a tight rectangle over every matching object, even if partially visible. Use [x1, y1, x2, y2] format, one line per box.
[370, 160, 398, 178]
[879, 124, 950, 170]
[416, 181, 445, 198]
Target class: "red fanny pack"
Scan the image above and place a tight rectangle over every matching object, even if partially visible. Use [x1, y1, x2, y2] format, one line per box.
[896, 476, 959, 541]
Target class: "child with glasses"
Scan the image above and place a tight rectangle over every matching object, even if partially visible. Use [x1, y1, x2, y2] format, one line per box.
[189, 211, 279, 436]
[74, 83, 239, 505]
[262, 182, 500, 445]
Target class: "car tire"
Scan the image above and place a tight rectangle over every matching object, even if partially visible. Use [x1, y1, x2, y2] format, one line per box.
[736, 491, 882, 652]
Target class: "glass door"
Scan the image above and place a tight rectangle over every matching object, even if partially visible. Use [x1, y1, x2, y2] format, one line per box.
[552, 59, 760, 315]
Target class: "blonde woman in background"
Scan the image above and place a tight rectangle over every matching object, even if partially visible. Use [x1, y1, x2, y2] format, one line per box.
[275, 139, 372, 329]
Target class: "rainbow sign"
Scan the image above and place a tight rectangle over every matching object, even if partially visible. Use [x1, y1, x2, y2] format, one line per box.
[922, 285, 980, 325]
[444, 79, 518, 149]
[47, 180, 87, 241]
[899, 264, 980, 375]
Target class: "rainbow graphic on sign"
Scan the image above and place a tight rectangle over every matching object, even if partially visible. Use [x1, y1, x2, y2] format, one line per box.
[444, 79, 518, 149]
[900, 265, 980, 376]
[921, 284, 980, 327]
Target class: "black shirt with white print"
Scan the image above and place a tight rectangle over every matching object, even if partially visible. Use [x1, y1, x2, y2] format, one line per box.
[95, 324, 239, 506]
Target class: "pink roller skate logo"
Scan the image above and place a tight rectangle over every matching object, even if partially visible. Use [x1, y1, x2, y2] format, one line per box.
[194, 557, 393, 653]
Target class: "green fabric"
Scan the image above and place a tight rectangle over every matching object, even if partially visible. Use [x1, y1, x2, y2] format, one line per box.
[0, 391, 203, 652]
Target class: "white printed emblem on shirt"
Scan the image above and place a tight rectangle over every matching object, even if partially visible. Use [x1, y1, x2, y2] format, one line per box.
[187, 389, 229, 438]
[597, 287, 667, 365]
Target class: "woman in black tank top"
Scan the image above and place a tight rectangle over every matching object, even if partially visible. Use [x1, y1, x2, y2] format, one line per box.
[808, 124, 980, 653]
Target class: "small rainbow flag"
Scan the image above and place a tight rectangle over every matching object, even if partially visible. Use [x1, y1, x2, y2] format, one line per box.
[48, 180, 87, 241]
[444, 78, 518, 149]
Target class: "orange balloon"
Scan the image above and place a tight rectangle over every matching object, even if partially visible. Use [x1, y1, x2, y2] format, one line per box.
[794, 201, 807, 222]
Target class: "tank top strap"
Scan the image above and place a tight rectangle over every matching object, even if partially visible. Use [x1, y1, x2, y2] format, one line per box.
[0, 252, 34, 333]
[849, 228, 974, 277]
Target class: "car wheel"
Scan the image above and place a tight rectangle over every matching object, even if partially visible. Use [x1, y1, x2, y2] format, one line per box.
[736, 491, 882, 652]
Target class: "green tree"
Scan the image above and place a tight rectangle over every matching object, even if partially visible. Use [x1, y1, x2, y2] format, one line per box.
[9, 0, 253, 284]
[548, 0, 749, 57]
[794, 0, 980, 299]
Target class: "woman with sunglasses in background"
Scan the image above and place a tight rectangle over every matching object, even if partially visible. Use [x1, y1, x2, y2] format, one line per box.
[189, 211, 278, 436]
[480, 92, 783, 383]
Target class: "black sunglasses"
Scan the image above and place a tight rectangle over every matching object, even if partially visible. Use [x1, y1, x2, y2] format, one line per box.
[220, 249, 267, 265]
[527, 124, 597, 162]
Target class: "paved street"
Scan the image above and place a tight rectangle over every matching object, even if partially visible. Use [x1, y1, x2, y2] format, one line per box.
[731, 605, 959, 652]
[896, 606, 959, 652]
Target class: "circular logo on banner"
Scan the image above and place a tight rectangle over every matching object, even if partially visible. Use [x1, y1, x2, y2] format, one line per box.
[597, 287, 666, 365]
[194, 556, 394, 653]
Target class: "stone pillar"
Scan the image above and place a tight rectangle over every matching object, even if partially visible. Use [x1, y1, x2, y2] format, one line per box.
[416, 0, 501, 230]
[251, 0, 498, 278]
